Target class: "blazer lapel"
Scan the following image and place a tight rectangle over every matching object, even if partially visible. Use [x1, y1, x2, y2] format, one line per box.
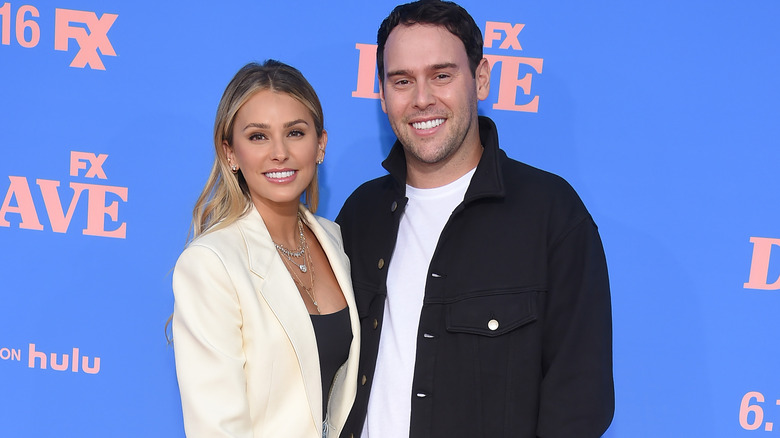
[301, 206, 361, 432]
[238, 206, 322, 433]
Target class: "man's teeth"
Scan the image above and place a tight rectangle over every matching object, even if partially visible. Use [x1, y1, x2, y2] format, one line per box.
[265, 170, 295, 179]
[412, 119, 444, 130]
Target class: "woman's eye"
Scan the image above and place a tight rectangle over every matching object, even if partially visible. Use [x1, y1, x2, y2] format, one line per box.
[249, 133, 266, 141]
[288, 130, 304, 137]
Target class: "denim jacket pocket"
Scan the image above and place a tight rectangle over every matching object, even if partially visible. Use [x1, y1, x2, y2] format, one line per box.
[446, 291, 539, 337]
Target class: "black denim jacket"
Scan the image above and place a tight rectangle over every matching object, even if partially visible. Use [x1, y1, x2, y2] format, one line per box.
[337, 116, 614, 438]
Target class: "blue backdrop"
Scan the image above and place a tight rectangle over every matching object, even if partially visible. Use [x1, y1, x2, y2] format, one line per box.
[2, 1, 779, 436]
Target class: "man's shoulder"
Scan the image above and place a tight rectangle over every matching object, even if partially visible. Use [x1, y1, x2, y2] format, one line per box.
[336, 174, 398, 228]
[498, 153, 591, 222]
[342, 175, 396, 207]
[502, 155, 578, 197]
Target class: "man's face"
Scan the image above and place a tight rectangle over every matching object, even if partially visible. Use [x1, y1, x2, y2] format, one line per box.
[379, 23, 489, 169]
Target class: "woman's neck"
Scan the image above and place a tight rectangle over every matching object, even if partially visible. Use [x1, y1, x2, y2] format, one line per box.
[252, 199, 302, 249]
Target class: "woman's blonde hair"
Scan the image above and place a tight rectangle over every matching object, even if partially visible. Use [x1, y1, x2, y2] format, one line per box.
[190, 60, 325, 240]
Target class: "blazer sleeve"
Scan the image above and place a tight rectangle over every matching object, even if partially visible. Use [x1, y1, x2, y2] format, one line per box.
[172, 243, 253, 437]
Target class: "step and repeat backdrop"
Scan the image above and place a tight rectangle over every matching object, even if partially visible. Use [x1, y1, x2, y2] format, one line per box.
[1, 0, 779, 436]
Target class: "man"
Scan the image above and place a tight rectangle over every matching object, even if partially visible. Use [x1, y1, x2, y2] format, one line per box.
[336, 1, 614, 437]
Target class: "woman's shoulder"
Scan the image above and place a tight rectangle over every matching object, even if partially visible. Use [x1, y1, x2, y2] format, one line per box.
[302, 207, 338, 232]
[181, 220, 246, 261]
[301, 208, 343, 248]
[312, 214, 339, 232]
[172, 221, 251, 285]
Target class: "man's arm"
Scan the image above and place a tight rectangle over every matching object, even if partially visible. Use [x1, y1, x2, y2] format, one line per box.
[537, 216, 615, 437]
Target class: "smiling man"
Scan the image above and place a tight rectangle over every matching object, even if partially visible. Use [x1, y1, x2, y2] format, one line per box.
[336, 1, 614, 437]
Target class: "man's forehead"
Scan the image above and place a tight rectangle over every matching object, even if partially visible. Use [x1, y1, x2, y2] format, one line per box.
[383, 23, 467, 69]
[386, 22, 459, 44]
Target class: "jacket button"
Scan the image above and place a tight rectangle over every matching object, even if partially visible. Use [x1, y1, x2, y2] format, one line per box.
[423, 333, 435, 339]
[361, 375, 367, 385]
[488, 319, 499, 331]
[377, 258, 385, 269]
[391, 201, 398, 212]
[416, 392, 427, 398]
[372, 318, 379, 329]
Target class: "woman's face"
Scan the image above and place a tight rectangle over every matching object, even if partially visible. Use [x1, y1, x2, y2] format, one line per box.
[224, 89, 326, 213]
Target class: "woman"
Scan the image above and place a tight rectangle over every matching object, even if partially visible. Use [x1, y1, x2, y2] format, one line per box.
[172, 60, 359, 437]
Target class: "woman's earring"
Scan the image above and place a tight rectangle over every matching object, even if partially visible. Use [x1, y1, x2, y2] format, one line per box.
[231, 165, 238, 173]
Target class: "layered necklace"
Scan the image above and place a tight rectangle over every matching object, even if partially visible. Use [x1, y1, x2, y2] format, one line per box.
[274, 213, 320, 314]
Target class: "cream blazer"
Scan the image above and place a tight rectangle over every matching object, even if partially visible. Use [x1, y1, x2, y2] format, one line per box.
[172, 204, 360, 437]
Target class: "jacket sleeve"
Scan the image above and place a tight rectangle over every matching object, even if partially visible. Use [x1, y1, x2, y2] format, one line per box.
[172, 243, 253, 437]
[537, 216, 615, 437]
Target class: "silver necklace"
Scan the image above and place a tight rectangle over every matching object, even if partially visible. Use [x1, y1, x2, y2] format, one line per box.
[274, 215, 308, 272]
[287, 241, 319, 314]
[274, 214, 319, 314]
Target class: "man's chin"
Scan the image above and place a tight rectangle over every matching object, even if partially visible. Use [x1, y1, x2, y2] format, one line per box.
[403, 144, 454, 166]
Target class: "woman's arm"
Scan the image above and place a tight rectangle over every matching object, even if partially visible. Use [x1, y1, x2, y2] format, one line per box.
[172, 243, 253, 437]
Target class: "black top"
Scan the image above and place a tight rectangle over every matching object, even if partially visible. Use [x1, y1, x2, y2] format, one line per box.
[310, 306, 352, 422]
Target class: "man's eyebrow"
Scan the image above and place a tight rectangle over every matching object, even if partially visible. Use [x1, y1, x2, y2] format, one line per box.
[386, 63, 458, 77]
[386, 69, 410, 77]
[431, 62, 457, 70]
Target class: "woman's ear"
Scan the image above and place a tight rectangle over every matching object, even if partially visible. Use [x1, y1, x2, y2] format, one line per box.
[316, 130, 328, 164]
[223, 140, 238, 171]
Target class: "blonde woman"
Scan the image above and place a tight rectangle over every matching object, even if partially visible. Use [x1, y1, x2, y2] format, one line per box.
[172, 60, 359, 437]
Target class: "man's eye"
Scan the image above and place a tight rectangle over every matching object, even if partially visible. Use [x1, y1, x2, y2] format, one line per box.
[395, 79, 410, 86]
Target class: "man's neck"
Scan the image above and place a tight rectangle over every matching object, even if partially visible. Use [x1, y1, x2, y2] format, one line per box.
[406, 141, 483, 189]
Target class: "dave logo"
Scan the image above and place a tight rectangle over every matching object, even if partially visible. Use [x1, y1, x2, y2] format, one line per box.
[744, 237, 780, 290]
[352, 20, 543, 113]
[54, 8, 118, 70]
[0, 151, 128, 239]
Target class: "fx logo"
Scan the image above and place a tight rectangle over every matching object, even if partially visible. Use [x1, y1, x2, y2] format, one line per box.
[54, 8, 118, 70]
[70, 152, 108, 179]
[484, 22, 524, 50]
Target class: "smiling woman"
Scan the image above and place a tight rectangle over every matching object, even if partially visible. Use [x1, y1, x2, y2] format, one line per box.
[223, 89, 325, 218]
[170, 60, 360, 437]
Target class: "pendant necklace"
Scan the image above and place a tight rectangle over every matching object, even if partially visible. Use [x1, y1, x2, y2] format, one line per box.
[274, 213, 320, 313]
[274, 215, 308, 273]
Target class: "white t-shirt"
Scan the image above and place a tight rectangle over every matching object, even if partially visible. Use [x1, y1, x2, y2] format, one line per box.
[361, 168, 476, 438]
